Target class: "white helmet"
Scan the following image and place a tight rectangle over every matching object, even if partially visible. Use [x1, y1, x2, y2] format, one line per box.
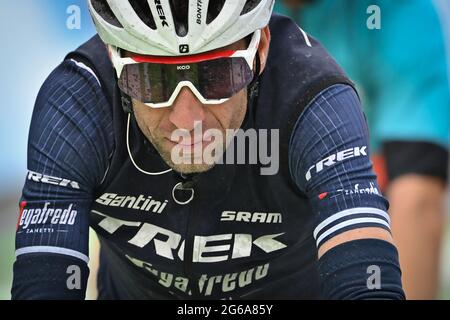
[88, 0, 274, 56]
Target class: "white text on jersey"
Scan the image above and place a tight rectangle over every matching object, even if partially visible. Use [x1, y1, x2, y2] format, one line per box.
[95, 193, 168, 214]
[27, 170, 80, 189]
[305, 146, 368, 181]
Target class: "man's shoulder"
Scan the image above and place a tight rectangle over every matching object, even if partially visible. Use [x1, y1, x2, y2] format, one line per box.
[31, 57, 115, 155]
[36, 58, 104, 110]
[27, 58, 116, 189]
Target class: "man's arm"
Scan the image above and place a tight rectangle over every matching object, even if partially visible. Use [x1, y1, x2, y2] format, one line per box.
[12, 59, 114, 299]
[289, 84, 405, 299]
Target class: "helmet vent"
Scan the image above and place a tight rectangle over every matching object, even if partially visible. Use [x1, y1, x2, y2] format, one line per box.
[129, 0, 156, 30]
[169, 0, 189, 37]
[91, 0, 123, 28]
[241, 0, 263, 15]
[206, 0, 226, 24]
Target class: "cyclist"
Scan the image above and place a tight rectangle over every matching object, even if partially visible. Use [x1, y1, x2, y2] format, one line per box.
[12, 0, 404, 299]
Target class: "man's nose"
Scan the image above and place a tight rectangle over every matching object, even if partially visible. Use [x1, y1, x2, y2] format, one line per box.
[168, 87, 205, 131]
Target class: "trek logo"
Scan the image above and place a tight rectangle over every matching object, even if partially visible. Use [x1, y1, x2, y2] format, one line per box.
[154, 0, 169, 27]
[177, 65, 191, 70]
[221, 211, 282, 224]
[95, 193, 168, 214]
[306, 146, 368, 181]
[27, 170, 80, 190]
[93, 211, 287, 263]
[18, 202, 77, 230]
[196, 0, 203, 24]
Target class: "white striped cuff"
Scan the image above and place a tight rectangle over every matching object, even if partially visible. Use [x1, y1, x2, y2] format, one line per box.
[15, 246, 89, 264]
[314, 207, 391, 247]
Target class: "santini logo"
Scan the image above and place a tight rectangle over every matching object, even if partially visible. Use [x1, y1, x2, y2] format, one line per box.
[95, 193, 168, 214]
[306, 146, 368, 181]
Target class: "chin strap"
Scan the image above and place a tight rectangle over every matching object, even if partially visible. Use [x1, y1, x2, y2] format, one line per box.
[121, 94, 134, 114]
[248, 52, 261, 102]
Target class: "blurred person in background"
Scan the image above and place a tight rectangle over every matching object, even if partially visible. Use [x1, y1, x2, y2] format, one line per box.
[275, 0, 450, 299]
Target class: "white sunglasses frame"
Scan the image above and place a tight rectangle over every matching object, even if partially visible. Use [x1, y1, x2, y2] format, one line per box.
[108, 29, 261, 108]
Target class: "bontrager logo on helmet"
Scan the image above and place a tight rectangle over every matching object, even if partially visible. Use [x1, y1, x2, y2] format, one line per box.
[88, 0, 275, 56]
[196, 0, 203, 25]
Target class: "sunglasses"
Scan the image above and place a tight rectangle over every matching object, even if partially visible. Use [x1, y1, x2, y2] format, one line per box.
[108, 30, 261, 108]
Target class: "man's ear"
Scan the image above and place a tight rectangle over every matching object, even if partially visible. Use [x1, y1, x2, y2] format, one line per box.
[258, 26, 271, 74]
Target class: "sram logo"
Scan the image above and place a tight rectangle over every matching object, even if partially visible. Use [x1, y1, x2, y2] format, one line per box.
[305, 146, 368, 181]
[27, 170, 80, 189]
[93, 211, 287, 263]
[221, 211, 282, 224]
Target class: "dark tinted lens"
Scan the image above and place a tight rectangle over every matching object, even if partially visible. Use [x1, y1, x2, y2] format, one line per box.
[118, 57, 253, 104]
[199, 58, 253, 99]
[118, 63, 170, 103]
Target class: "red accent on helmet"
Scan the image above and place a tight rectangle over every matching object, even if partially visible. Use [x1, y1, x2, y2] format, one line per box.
[130, 50, 236, 64]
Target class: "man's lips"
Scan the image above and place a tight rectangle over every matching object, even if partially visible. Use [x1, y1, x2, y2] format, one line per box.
[169, 133, 213, 146]
[173, 137, 204, 146]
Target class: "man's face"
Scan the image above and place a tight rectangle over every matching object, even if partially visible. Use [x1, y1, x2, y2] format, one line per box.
[132, 39, 250, 175]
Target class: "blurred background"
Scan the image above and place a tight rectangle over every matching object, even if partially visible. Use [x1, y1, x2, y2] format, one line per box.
[0, 0, 449, 299]
[0, 0, 97, 299]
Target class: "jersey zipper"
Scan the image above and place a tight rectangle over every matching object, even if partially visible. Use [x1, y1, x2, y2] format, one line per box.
[183, 185, 201, 298]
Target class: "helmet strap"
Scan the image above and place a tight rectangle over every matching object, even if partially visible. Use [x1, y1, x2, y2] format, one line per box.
[121, 93, 134, 114]
[248, 52, 261, 101]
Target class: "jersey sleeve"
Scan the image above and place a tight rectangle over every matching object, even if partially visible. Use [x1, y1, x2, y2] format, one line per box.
[290, 84, 390, 249]
[289, 85, 405, 299]
[12, 59, 114, 299]
[289, 84, 404, 299]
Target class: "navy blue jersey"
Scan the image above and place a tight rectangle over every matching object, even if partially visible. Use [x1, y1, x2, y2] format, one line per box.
[14, 61, 388, 299]
[12, 15, 402, 299]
